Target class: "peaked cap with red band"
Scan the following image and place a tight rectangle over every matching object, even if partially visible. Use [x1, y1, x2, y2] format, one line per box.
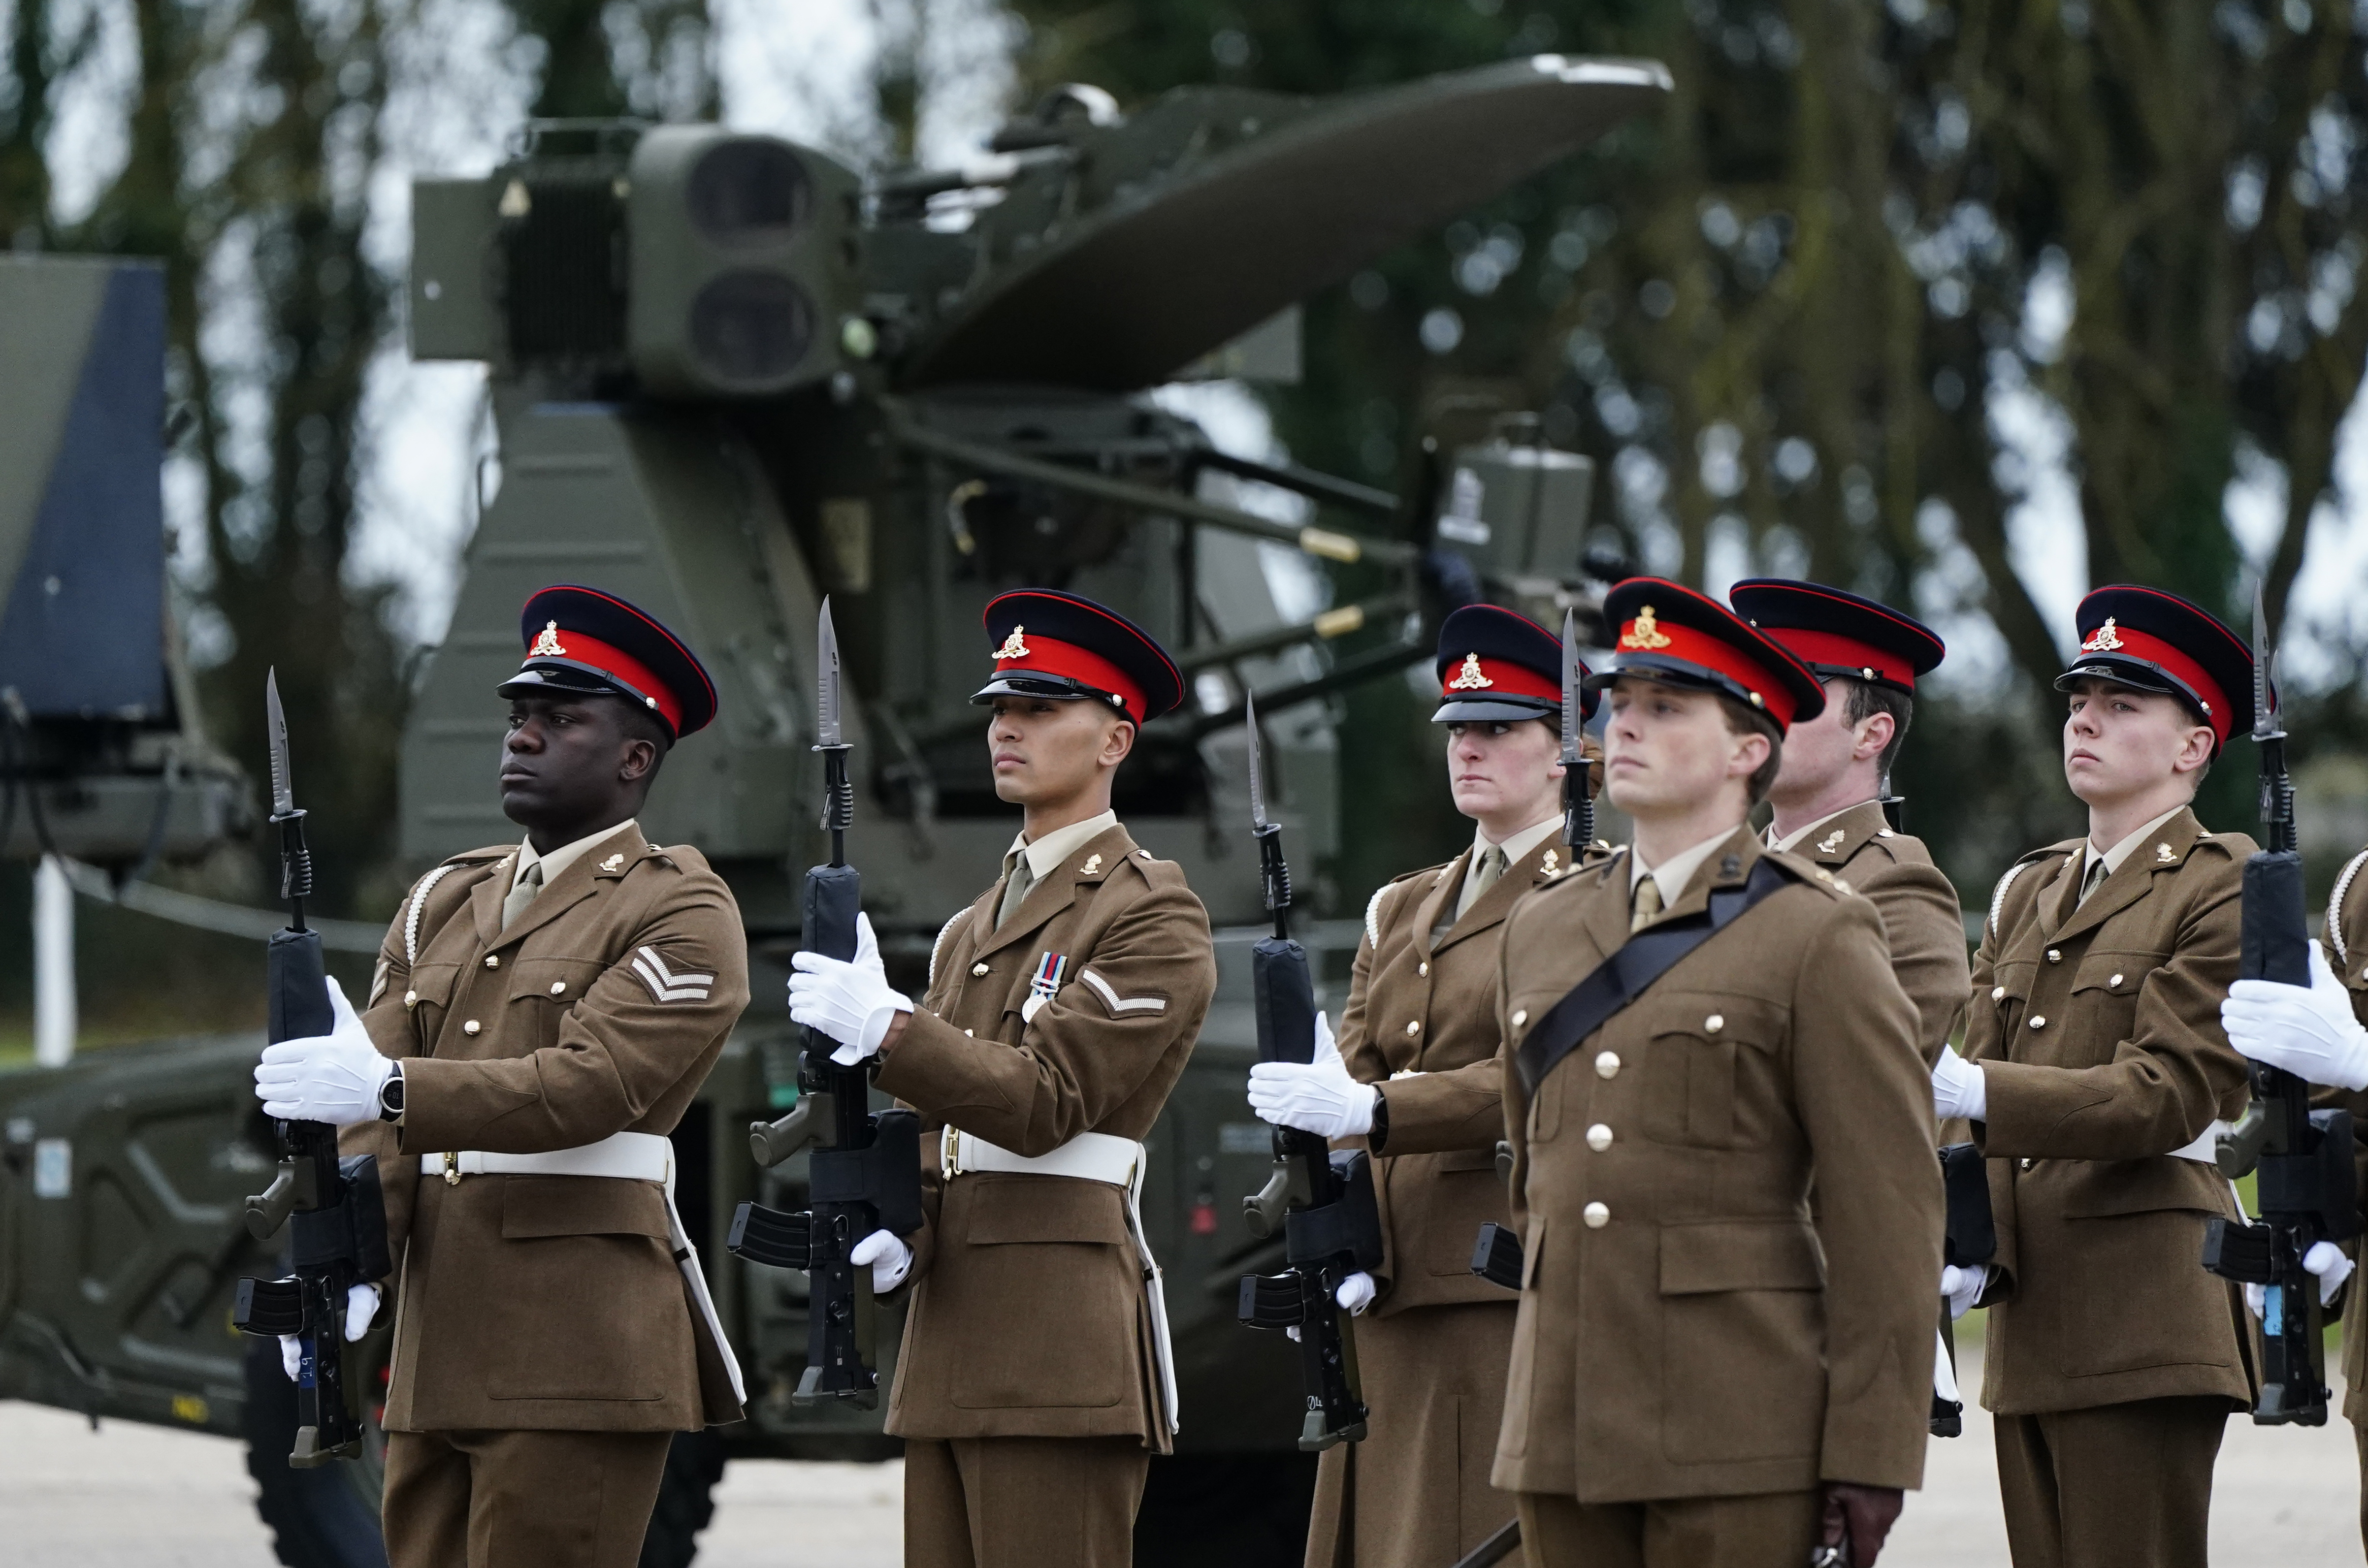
[497, 585, 718, 741]
[1585, 577, 1825, 731]
[972, 589, 1183, 726]
[2055, 584, 2258, 755]
[1726, 578, 1945, 695]
[1432, 603, 1595, 724]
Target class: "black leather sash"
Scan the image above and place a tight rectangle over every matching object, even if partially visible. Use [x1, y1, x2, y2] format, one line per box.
[1514, 857, 1793, 1094]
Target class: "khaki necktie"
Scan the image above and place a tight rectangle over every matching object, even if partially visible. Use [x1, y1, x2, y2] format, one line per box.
[1456, 845, 1506, 921]
[1630, 875, 1663, 933]
[995, 851, 1036, 930]
[501, 861, 544, 932]
[2078, 857, 2108, 907]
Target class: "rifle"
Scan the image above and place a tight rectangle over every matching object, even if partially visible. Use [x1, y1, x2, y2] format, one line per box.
[1235, 691, 1383, 1450]
[1559, 609, 1592, 852]
[1930, 1141, 1994, 1438]
[2205, 584, 2360, 1424]
[231, 670, 391, 1467]
[728, 599, 924, 1407]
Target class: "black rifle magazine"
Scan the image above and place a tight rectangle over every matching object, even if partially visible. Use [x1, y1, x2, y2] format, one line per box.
[1939, 1142, 1995, 1267]
[1282, 1150, 1383, 1273]
[1470, 1221, 1524, 1290]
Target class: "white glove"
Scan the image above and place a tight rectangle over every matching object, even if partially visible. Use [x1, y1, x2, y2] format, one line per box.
[255, 978, 392, 1126]
[787, 913, 911, 1066]
[1246, 1013, 1377, 1139]
[1336, 1271, 1376, 1315]
[850, 1228, 913, 1294]
[2243, 1240, 2355, 1317]
[1941, 1262, 1989, 1320]
[2222, 941, 2368, 1091]
[279, 1281, 382, 1380]
[1931, 1047, 1988, 1124]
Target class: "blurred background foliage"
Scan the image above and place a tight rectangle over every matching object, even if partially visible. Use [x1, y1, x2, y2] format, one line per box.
[1, 0, 2367, 1046]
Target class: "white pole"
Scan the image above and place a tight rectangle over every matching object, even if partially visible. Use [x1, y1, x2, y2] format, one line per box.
[33, 854, 75, 1067]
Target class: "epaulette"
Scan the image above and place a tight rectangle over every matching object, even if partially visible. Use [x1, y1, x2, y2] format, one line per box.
[1759, 847, 1853, 898]
[1122, 845, 1191, 891]
[1987, 840, 2081, 936]
[1362, 861, 1452, 948]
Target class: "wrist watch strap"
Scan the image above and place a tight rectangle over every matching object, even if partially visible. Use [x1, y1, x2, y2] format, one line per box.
[378, 1061, 406, 1122]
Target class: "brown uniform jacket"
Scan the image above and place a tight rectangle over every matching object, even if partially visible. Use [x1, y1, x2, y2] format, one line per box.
[1343, 836, 1588, 1313]
[341, 825, 752, 1434]
[2317, 848, 2368, 1422]
[874, 822, 1214, 1450]
[1493, 827, 1942, 1503]
[1780, 800, 1970, 1066]
[1963, 806, 2257, 1416]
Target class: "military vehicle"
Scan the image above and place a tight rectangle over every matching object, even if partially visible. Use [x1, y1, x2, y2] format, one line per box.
[0, 54, 1663, 1567]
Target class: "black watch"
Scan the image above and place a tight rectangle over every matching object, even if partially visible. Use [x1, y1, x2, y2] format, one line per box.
[1368, 1086, 1390, 1153]
[378, 1061, 406, 1122]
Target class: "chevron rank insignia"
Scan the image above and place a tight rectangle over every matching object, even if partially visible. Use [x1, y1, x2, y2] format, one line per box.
[632, 945, 714, 1002]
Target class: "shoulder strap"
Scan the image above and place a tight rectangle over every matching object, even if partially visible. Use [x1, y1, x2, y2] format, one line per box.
[1514, 858, 1792, 1095]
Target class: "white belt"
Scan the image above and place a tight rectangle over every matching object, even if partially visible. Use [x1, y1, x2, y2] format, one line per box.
[2169, 1119, 2234, 1164]
[420, 1130, 745, 1407]
[940, 1127, 1181, 1436]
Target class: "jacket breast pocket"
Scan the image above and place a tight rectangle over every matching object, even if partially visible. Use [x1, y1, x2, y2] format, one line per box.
[1657, 1219, 1826, 1464]
[2067, 949, 2163, 1055]
[507, 957, 608, 1048]
[487, 1176, 679, 1402]
[1641, 997, 1780, 1149]
[947, 1175, 1133, 1410]
[404, 963, 460, 1043]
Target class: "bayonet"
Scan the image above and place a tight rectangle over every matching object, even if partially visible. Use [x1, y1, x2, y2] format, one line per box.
[1246, 692, 1291, 935]
[1560, 610, 1591, 851]
[264, 669, 312, 926]
[816, 598, 844, 750]
[815, 597, 853, 853]
[2254, 581, 2282, 746]
[265, 669, 296, 819]
[1246, 689, 1271, 833]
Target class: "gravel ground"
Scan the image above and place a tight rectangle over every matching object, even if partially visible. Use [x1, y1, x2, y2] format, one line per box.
[3, 1349, 2361, 1567]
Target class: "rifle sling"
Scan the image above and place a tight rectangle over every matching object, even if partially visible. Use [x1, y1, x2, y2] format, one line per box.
[1515, 858, 1792, 1095]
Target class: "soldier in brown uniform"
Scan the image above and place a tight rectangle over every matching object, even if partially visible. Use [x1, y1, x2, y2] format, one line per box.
[254, 586, 751, 1568]
[1493, 578, 1942, 1568]
[2219, 854, 2368, 1543]
[1728, 579, 1968, 1067]
[784, 589, 1215, 1568]
[1936, 585, 2264, 1568]
[1248, 605, 1599, 1568]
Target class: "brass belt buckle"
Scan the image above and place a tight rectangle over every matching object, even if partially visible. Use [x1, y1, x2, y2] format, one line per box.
[940, 1124, 963, 1178]
[443, 1151, 461, 1186]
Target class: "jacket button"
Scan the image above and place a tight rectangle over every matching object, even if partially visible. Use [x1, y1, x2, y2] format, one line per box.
[403, 991, 418, 1009]
[1583, 1201, 1610, 1228]
[1595, 1051, 1620, 1079]
[1992, 986, 2006, 1002]
[550, 981, 566, 995]
[972, 962, 990, 977]
[484, 955, 500, 969]
[964, 1028, 974, 1037]
[2045, 949, 2061, 963]
[1586, 1123, 1614, 1152]
[463, 1020, 482, 1035]
[1418, 961, 1429, 977]
[1511, 1009, 1528, 1029]
[2029, 1016, 2046, 1029]
[1405, 1020, 1421, 1035]
[2019, 1157, 2035, 1171]
[1704, 1013, 1724, 1034]
[2109, 974, 2124, 989]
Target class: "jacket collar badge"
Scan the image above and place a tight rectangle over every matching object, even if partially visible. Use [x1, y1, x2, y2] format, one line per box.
[601, 852, 626, 871]
[1080, 853, 1102, 875]
[1540, 848, 1561, 878]
[1817, 829, 1847, 855]
[2156, 841, 2177, 864]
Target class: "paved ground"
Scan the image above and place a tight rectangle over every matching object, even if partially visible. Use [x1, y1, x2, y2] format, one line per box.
[3, 1347, 2361, 1566]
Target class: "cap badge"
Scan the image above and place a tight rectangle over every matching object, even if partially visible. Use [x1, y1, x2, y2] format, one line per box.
[1620, 606, 1673, 651]
[1448, 653, 1494, 690]
[529, 620, 567, 658]
[2082, 617, 2124, 653]
[994, 625, 1031, 660]
[1818, 829, 1846, 855]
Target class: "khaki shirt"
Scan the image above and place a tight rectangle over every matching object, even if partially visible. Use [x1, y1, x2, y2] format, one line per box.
[1493, 827, 1941, 1502]
[342, 826, 751, 1434]
[874, 822, 1214, 1449]
[1343, 833, 1594, 1314]
[1964, 806, 2257, 1416]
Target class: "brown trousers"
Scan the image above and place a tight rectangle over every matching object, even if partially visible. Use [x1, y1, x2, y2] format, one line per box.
[1306, 1303, 1517, 1568]
[1993, 1397, 2227, 1568]
[1514, 1489, 1821, 1568]
[382, 1427, 673, 1568]
[2354, 1421, 2367, 1557]
[904, 1435, 1151, 1568]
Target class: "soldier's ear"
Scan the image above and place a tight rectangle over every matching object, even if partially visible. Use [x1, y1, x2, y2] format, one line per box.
[1101, 715, 1137, 768]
